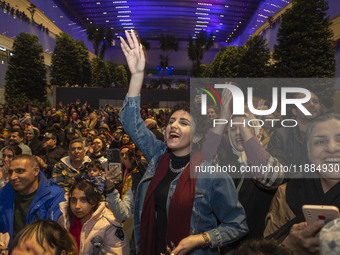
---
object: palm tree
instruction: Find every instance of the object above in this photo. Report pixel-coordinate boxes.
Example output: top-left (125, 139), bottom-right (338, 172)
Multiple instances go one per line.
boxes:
top-left (187, 31), bottom-right (214, 77)
top-left (159, 34), bottom-right (178, 85)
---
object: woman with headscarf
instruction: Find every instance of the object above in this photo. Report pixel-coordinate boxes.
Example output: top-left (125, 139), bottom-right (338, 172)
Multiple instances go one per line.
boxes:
top-left (0, 145), bottom-right (22, 188)
top-left (201, 91), bottom-right (285, 243)
top-left (25, 126), bottom-right (43, 155)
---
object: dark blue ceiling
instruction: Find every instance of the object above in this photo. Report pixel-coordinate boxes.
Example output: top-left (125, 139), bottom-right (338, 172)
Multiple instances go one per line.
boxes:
top-left (54, 0), bottom-right (265, 42)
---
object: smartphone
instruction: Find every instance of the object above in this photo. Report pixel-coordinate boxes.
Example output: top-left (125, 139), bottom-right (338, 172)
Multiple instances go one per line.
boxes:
top-left (106, 148), bottom-right (122, 179)
top-left (302, 205), bottom-right (340, 225)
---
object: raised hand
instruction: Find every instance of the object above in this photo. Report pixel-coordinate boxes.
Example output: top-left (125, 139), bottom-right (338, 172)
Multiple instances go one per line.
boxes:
top-left (257, 98), bottom-right (266, 110)
top-left (120, 30), bottom-right (145, 75)
top-left (238, 113), bottom-right (257, 143)
top-left (219, 88), bottom-right (233, 120)
top-left (210, 88), bottom-right (233, 135)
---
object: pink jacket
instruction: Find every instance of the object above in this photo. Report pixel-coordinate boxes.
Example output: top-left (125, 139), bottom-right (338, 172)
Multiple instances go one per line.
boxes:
top-left (58, 201), bottom-right (130, 255)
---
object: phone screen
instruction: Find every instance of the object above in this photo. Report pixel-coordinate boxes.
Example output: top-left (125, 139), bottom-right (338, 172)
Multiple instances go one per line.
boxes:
top-left (106, 149), bottom-right (122, 179)
top-left (107, 148), bottom-right (121, 163)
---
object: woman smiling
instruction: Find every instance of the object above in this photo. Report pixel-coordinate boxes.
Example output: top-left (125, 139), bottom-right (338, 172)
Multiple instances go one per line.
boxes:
top-left (117, 30), bottom-right (248, 255)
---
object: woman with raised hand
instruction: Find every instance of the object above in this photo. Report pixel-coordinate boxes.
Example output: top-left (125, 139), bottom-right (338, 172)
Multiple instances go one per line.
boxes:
top-left (116, 30), bottom-right (248, 255)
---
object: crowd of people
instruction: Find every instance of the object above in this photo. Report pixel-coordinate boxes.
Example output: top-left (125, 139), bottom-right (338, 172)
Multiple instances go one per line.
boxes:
top-left (1, 1), bottom-right (30, 23)
top-left (0, 30), bottom-right (339, 255)
top-left (1, 0), bottom-right (49, 34)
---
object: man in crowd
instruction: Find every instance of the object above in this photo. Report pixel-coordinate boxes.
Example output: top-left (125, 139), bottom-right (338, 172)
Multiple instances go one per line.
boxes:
top-left (110, 126), bottom-right (124, 149)
top-left (144, 118), bottom-right (164, 141)
top-left (52, 138), bottom-right (91, 192)
top-left (0, 155), bottom-right (65, 250)
top-left (35, 132), bottom-right (67, 179)
top-left (9, 129), bottom-right (32, 155)
top-left (98, 123), bottom-right (113, 145)
top-left (85, 128), bottom-right (97, 149)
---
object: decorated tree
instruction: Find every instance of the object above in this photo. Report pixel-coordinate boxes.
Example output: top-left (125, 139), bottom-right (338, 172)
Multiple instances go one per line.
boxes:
top-left (272, 0), bottom-right (335, 105)
top-left (75, 40), bottom-right (92, 86)
top-left (238, 35), bottom-right (270, 78)
top-left (205, 46), bottom-right (245, 78)
top-left (5, 33), bottom-right (47, 106)
top-left (51, 33), bottom-right (80, 86)
top-left (91, 58), bottom-right (109, 87)
top-left (114, 65), bottom-right (128, 88)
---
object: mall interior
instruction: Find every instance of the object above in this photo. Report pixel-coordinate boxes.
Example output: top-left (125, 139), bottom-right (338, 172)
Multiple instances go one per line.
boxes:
top-left (1, 0), bottom-right (340, 102)
top-left (2, 1), bottom-right (340, 255)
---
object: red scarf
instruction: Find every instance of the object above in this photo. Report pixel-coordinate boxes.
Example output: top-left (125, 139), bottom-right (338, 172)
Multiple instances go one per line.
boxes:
top-left (69, 217), bottom-right (82, 251)
top-left (139, 151), bottom-right (203, 255)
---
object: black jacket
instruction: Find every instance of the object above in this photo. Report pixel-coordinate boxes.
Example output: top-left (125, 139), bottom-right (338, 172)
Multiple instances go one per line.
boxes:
top-left (38, 146), bottom-right (67, 178)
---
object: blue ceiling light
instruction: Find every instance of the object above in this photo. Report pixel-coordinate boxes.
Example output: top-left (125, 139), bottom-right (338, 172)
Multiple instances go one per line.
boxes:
top-left (35, 0), bottom-right (280, 43)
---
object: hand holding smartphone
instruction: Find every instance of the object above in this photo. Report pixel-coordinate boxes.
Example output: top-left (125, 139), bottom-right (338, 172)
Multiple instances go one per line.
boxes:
top-left (302, 205), bottom-right (340, 225)
top-left (105, 149), bottom-right (122, 187)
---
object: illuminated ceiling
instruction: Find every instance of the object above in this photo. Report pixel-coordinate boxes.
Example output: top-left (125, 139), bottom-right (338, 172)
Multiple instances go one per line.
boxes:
top-left (52, 0), bottom-right (290, 43)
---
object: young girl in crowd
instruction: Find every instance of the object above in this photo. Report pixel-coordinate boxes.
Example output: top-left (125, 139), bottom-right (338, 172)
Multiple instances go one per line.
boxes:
top-left (117, 30), bottom-right (247, 255)
top-left (58, 179), bottom-right (129, 255)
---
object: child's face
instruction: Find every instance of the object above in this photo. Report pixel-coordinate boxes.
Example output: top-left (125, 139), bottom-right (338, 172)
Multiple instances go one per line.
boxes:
top-left (13, 233), bottom-right (56, 255)
top-left (88, 167), bottom-right (101, 178)
top-left (70, 188), bottom-right (94, 223)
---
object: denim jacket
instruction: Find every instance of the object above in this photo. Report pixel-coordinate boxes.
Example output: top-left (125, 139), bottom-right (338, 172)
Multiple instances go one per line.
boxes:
top-left (120, 96), bottom-right (248, 254)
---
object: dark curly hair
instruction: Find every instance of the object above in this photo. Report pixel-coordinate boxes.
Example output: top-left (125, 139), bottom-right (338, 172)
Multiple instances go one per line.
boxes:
top-left (168, 102), bottom-right (209, 136)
